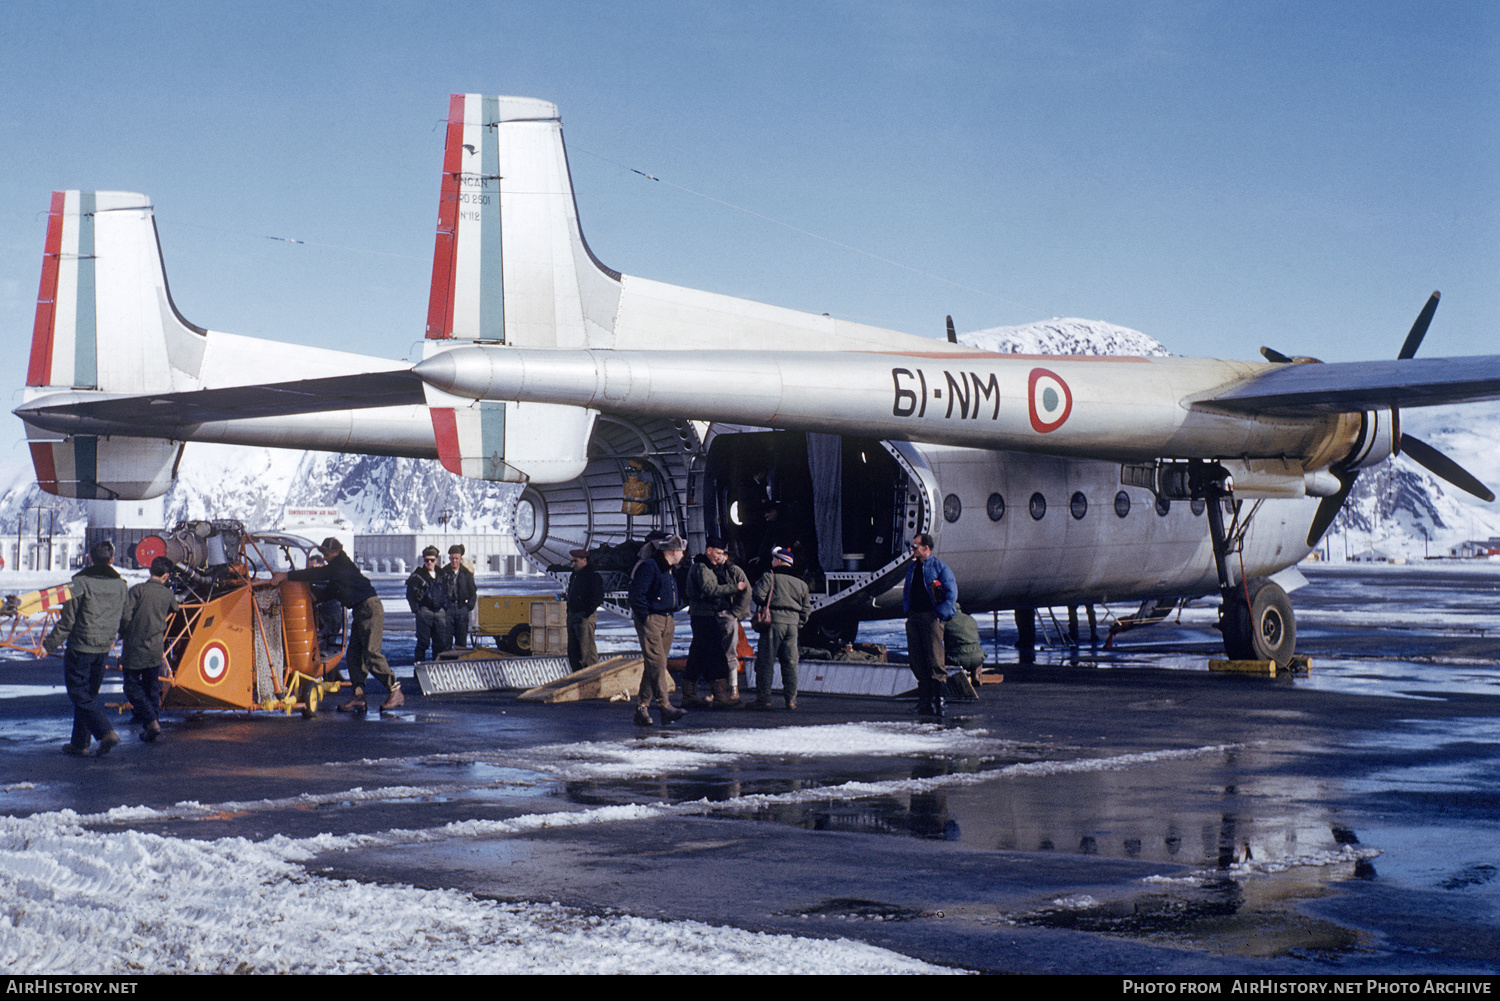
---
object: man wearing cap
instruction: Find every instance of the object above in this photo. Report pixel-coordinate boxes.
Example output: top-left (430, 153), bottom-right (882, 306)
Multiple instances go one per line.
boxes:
top-left (903, 532), bottom-right (958, 717)
top-left (566, 548), bottom-right (604, 673)
top-left (628, 534), bottom-right (687, 726)
top-left (44, 540), bottom-right (129, 756)
top-left (119, 556), bottom-right (181, 743)
top-left (440, 544), bottom-right (478, 648)
top-left (686, 536), bottom-right (751, 707)
top-left (281, 538), bottom-right (402, 712)
top-left (406, 545), bottom-right (451, 661)
top-left (750, 546), bottom-right (811, 710)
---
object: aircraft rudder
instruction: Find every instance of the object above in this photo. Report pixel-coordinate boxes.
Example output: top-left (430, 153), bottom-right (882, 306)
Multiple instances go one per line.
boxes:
top-left (424, 94), bottom-right (618, 350)
top-left (27, 191), bottom-right (68, 387)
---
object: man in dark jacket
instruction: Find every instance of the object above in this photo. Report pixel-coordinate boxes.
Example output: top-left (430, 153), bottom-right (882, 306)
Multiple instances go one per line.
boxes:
top-left (902, 532), bottom-right (958, 717)
top-left (281, 538), bottom-right (402, 712)
top-left (406, 545), bottom-right (451, 661)
top-left (566, 548), bottom-right (604, 672)
top-left (685, 537), bottom-right (751, 708)
top-left (628, 534), bottom-right (687, 726)
top-left (440, 544), bottom-right (478, 648)
top-left (120, 556), bottom-right (180, 743)
top-left (44, 540), bottom-right (128, 756)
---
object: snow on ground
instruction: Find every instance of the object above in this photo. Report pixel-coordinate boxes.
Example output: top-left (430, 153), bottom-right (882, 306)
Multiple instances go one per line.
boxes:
top-left (0, 810), bottom-right (955, 975)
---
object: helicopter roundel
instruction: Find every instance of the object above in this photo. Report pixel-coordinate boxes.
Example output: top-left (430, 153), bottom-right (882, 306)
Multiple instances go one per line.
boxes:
top-left (199, 640), bottom-right (230, 684)
top-left (1028, 368), bottom-right (1072, 433)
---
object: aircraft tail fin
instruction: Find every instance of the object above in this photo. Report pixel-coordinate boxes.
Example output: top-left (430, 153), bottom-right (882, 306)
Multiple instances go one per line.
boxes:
top-left (424, 93), bottom-right (621, 347)
top-left (24, 190), bottom-right (201, 498)
top-left (422, 94), bottom-right (610, 482)
top-left (28, 190), bottom-right (206, 393)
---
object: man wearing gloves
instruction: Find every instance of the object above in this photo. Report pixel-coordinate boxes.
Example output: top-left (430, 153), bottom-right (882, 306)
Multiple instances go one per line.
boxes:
top-left (902, 532), bottom-right (958, 717)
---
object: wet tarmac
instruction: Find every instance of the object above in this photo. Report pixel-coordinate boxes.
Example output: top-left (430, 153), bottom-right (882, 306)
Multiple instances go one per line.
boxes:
top-left (1, 564), bottom-right (1497, 974)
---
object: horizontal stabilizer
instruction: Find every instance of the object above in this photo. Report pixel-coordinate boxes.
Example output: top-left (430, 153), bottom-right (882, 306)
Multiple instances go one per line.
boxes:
top-left (18, 370), bottom-right (427, 437)
top-left (1199, 355), bottom-right (1500, 414)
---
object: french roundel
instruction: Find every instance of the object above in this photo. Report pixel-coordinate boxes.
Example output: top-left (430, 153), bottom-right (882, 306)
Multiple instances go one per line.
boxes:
top-left (199, 640), bottom-right (230, 684)
top-left (1028, 367), bottom-right (1072, 433)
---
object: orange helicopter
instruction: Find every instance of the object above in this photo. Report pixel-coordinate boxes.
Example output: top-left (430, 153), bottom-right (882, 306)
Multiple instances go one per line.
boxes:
top-left (134, 521), bottom-right (347, 716)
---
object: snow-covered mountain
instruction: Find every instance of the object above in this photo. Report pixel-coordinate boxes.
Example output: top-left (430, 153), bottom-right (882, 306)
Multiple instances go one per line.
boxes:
top-left (958, 317), bottom-right (1171, 356)
top-left (0, 444), bottom-right (518, 537)
top-left (0, 317), bottom-right (1493, 561)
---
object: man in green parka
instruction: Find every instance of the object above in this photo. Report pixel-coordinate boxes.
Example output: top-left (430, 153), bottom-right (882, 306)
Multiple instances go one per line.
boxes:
top-left (44, 540), bottom-right (129, 756)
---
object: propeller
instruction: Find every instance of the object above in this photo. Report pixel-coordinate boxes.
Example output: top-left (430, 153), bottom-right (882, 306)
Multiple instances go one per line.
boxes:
top-left (945, 315), bottom-right (957, 345)
top-left (1306, 291), bottom-right (1493, 546)
top-left (1399, 433), bottom-right (1495, 502)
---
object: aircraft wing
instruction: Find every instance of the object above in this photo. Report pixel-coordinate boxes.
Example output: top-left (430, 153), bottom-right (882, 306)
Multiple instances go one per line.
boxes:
top-left (1196, 355), bottom-right (1500, 414)
top-left (18, 370), bottom-right (428, 434)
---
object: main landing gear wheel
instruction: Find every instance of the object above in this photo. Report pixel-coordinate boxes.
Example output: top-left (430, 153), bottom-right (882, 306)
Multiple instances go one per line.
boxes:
top-left (1221, 577), bottom-right (1296, 668)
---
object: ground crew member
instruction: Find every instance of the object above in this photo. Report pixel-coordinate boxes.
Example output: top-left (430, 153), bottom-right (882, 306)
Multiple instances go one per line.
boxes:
top-left (44, 540), bottom-right (128, 756)
top-left (306, 551), bottom-right (346, 666)
top-left (406, 545), bottom-right (451, 661)
top-left (903, 532), bottom-right (957, 717)
top-left (1068, 604), bottom-right (1098, 647)
top-left (750, 547), bottom-right (810, 710)
top-left (566, 548), bottom-right (604, 673)
top-left (628, 534), bottom-right (687, 726)
top-left (441, 544), bottom-right (477, 648)
top-left (120, 556), bottom-right (180, 743)
top-left (686, 536), bottom-right (751, 708)
top-left (943, 604), bottom-right (986, 683)
top-left (281, 538), bottom-right (402, 712)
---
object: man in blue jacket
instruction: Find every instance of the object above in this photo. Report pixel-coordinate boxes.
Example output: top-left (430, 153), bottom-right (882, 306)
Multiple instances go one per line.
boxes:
top-left (902, 532), bottom-right (957, 717)
top-left (628, 534), bottom-right (687, 726)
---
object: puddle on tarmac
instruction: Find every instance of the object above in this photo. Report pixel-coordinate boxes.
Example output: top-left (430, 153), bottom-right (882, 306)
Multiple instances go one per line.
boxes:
top-left (1012, 869), bottom-right (1368, 959)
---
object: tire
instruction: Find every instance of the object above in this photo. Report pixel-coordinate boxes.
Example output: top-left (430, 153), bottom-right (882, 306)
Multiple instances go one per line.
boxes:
top-left (505, 623), bottom-right (532, 655)
top-left (1220, 578), bottom-right (1296, 668)
top-left (299, 678), bottom-right (319, 719)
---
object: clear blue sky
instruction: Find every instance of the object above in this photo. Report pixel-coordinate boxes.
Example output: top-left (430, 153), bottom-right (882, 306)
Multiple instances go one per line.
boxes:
top-left (2, 1), bottom-right (1497, 447)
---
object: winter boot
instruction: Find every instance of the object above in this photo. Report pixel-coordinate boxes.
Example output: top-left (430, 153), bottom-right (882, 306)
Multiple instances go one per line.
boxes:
top-left (633, 704), bottom-right (655, 727)
top-left (914, 677), bottom-right (933, 716)
top-left (658, 703), bottom-right (687, 725)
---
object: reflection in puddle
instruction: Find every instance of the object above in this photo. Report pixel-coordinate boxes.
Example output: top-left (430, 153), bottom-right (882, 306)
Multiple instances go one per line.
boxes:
top-left (1014, 870), bottom-right (1367, 959)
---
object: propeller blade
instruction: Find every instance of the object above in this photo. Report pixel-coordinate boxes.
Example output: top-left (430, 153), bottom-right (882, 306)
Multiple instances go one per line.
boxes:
top-left (1399, 433), bottom-right (1495, 501)
top-left (946, 315), bottom-right (957, 344)
top-left (1397, 291), bottom-right (1440, 360)
top-left (1261, 346), bottom-right (1294, 364)
top-left (1307, 470), bottom-right (1358, 548)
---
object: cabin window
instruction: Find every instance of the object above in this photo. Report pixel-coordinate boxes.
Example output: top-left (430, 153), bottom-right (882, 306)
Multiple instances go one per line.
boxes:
top-left (1029, 492), bottom-right (1046, 520)
top-left (1155, 495), bottom-right (1171, 517)
top-left (1114, 491), bottom-right (1131, 518)
top-left (943, 493), bottom-right (962, 523)
top-left (986, 493), bottom-right (1005, 521)
top-left (1069, 492), bottom-right (1088, 520)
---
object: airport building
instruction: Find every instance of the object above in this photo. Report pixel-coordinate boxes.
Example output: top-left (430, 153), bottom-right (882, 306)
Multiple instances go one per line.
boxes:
top-left (352, 532), bottom-right (531, 575)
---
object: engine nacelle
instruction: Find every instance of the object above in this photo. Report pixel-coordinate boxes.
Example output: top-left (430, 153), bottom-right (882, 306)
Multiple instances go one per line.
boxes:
top-left (1342, 408), bottom-right (1398, 472)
